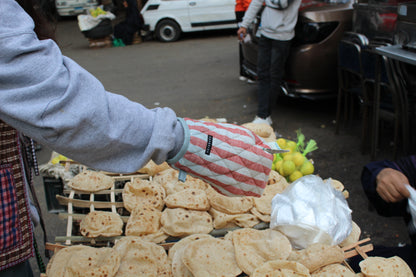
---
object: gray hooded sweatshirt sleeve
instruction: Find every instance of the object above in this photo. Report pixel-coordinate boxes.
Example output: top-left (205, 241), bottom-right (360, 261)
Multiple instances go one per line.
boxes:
top-left (240, 0), bottom-right (301, 41)
top-left (0, 0), bottom-right (184, 173)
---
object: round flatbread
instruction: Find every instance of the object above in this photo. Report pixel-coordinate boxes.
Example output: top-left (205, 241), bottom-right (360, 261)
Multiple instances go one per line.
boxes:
top-left (46, 245), bottom-right (121, 277)
top-left (170, 234), bottom-right (213, 277)
top-left (182, 237), bottom-right (242, 277)
top-left (153, 168), bottom-right (207, 196)
top-left (113, 236), bottom-right (172, 276)
top-left (311, 263), bottom-right (355, 276)
top-left (125, 206), bottom-right (162, 236)
top-left (68, 170), bottom-right (114, 192)
top-left (241, 122), bottom-right (276, 142)
top-left (205, 185), bottom-right (253, 214)
top-left (168, 233), bottom-right (213, 261)
top-left (161, 208), bottom-right (213, 237)
top-left (138, 160), bottom-right (171, 176)
top-left (122, 178), bottom-right (165, 212)
top-left (359, 256), bottom-right (413, 277)
top-left (254, 181), bottom-right (287, 215)
top-left (80, 211), bottom-right (123, 238)
top-left (288, 243), bottom-right (345, 273)
top-left (250, 206), bottom-right (271, 222)
top-left (232, 228), bottom-right (292, 275)
top-left (252, 260), bottom-right (311, 277)
top-left (209, 207), bottom-right (260, 229)
top-left (164, 188), bottom-right (210, 211)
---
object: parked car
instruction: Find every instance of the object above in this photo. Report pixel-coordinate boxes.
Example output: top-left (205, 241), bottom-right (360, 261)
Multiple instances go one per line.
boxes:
top-left (55, 0), bottom-right (98, 16)
top-left (240, 0), bottom-right (354, 100)
top-left (140, 0), bottom-right (237, 42)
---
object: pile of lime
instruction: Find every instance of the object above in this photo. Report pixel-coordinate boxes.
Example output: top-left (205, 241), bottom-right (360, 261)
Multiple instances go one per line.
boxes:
top-left (89, 7), bottom-right (107, 17)
top-left (272, 130), bottom-right (318, 183)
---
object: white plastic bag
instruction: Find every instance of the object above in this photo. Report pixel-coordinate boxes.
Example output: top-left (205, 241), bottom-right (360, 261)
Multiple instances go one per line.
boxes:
top-left (270, 175), bottom-right (352, 249)
top-left (406, 185), bottom-right (416, 230)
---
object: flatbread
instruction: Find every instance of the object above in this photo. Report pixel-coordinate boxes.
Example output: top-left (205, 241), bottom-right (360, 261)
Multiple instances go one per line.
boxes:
top-left (46, 245), bottom-right (121, 277)
top-left (170, 234), bottom-right (213, 277)
top-left (311, 263), bottom-right (355, 276)
top-left (122, 178), bottom-right (165, 212)
top-left (161, 208), bottom-right (213, 237)
top-left (209, 207), bottom-right (260, 229)
top-left (113, 236), bottom-right (172, 276)
top-left (254, 181), bottom-right (287, 215)
top-left (125, 206), bottom-right (162, 236)
top-left (205, 185), bottom-right (253, 214)
top-left (250, 206), bottom-right (271, 222)
top-left (339, 221), bottom-right (361, 248)
top-left (241, 122), bottom-right (276, 142)
top-left (232, 228), bottom-right (292, 275)
top-left (288, 243), bottom-right (345, 273)
top-left (138, 160), bottom-right (171, 176)
top-left (168, 233), bottom-right (213, 261)
top-left (164, 188), bottom-right (210, 211)
top-left (68, 170), bottom-right (114, 192)
top-left (80, 211), bottom-right (123, 238)
top-left (359, 256), bottom-right (413, 277)
top-left (153, 168), bottom-right (208, 196)
top-left (268, 170), bottom-right (289, 187)
top-left (252, 260), bottom-right (311, 277)
top-left (182, 237), bottom-right (242, 277)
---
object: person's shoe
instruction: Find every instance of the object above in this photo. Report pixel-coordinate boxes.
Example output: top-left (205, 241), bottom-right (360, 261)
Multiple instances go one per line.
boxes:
top-left (239, 75), bottom-right (248, 81)
top-left (247, 79), bottom-right (256, 84)
top-left (252, 116), bottom-right (272, 125)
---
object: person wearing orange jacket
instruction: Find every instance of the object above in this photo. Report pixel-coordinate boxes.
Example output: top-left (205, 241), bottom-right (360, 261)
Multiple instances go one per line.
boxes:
top-left (236, 0), bottom-right (253, 82)
top-left (235, 0), bottom-right (252, 23)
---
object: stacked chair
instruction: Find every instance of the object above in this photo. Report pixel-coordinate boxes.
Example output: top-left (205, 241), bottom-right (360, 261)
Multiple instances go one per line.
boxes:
top-left (335, 32), bottom-right (410, 160)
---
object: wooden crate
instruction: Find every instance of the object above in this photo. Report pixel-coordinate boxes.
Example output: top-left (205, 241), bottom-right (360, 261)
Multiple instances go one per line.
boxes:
top-left (88, 36), bottom-right (113, 49)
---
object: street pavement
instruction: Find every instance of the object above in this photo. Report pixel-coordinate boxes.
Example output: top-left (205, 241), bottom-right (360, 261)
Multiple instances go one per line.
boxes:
top-left (30, 17), bottom-right (410, 275)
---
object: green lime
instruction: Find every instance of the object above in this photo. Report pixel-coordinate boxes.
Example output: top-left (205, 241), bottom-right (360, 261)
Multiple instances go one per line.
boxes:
top-left (282, 160), bottom-right (296, 176)
top-left (292, 152), bottom-right (306, 167)
top-left (300, 161), bottom-right (314, 175)
top-left (289, 170), bottom-right (303, 182)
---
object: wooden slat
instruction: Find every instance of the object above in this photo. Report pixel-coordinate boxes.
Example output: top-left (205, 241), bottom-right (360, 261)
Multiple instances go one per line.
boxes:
top-left (65, 191), bottom-right (75, 245)
top-left (58, 212), bottom-right (129, 223)
top-left (63, 188), bottom-right (124, 194)
top-left (56, 195), bottom-right (124, 209)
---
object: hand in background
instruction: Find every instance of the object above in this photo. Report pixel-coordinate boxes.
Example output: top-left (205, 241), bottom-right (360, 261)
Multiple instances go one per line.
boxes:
top-left (237, 27), bottom-right (247, 41)
top-left (376, 168), bottom-right (411, 203)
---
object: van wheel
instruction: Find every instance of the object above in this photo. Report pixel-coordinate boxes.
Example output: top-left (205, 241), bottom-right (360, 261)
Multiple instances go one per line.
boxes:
top-left (155, 19), bottom-right (181, 42)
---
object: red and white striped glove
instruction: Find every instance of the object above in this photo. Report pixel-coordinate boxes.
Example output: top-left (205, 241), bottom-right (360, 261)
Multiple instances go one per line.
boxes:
top-left (167, 118), bottom-right (273, 197)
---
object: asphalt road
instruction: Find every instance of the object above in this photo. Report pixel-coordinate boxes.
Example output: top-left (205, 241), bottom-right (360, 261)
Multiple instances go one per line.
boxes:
top-left (30, 17), bottom-right (410, 274)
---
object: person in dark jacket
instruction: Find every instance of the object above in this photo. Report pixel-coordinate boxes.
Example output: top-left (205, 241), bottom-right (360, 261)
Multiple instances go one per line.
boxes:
top-left (113, 0), bottom-right (143, 45)
top-left (349, 155), bottom-right (416, 273)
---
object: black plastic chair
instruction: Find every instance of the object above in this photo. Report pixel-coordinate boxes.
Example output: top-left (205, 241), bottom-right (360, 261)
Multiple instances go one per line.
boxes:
top-left (361, 44), bottom-right (410, 159)
top-left (335, 39), bottom-right (365, 135)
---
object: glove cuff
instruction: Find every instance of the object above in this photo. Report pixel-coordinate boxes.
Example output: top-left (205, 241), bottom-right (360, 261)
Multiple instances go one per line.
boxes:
top-left (166, 118), bottom-right (190, 165)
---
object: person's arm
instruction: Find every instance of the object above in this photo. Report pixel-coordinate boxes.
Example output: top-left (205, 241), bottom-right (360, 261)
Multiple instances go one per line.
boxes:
top-left (361, 157), bottom-right (416, 217)
top-left (237, 0), bottom-right (263, 40)
top-left (0, 0), bottom-right (183, 173)
top-left (1, 0), bottom-right (274, 197)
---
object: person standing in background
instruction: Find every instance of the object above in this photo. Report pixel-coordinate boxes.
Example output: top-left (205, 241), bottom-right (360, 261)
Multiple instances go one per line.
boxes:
top-left (235, 0), bottom-right (253, 82)
top-left (237, 0), bottom-right (301, 126)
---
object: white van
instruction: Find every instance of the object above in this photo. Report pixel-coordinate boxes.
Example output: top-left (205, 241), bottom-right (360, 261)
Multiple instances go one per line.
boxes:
top-left (140, 0), bottom-right (237, 42)
top-left (55, 0), bottom-right (98, 16)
